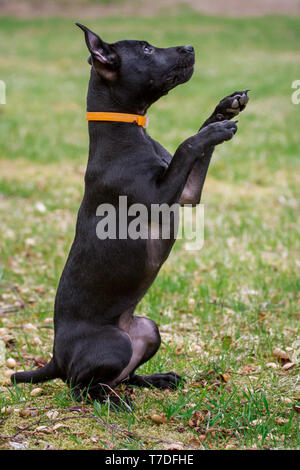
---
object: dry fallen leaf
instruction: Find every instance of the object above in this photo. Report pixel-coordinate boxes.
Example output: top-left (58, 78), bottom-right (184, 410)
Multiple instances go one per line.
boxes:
top-left (273, 348), bottom-right (290, 362)
top-left (188, 410), bottom-right (206, 430)
top-left (281, 397), bottom-right (293, 404)
top-left (1, 406), bottom-right (13, 415)
top-left (30, 388), bottom-right (43, 397)
top-left (46, 410), bottom-right (59, 420)
top-left (19, 409), bottom-right (32, 418)
top-left (35, 425), bottom-right (52, 433)
top-left (282, 362), bottom-right (295, 371)
top-left (251, 419), bottom-right (263, 426)
top-left (34, 357), bottom-right (47, 367)
top-left (221, 373), bottom-right (230, 383)
top-left (164, 443), bottom-right (184, 450)
top-left (53, 423), bottom-right (70, 431)
top-left (150, 414), bottom-right (168, 424)
top-left (23, 323), bottom-right (38, 332)
top-left (266, 362), bottom-right (278, 369)
top-left (189, 437), bottom-right (201, 448)
top-left (32, 336), bottom-right (42, 346)
top-left (239, 365), bottom-right (257, 375)
top-left (6, 357), bottom-right (16, 369)
top-left (176, 425), bottom-right (186, 433)
top-left (275, 417), bottom-right (288, 425)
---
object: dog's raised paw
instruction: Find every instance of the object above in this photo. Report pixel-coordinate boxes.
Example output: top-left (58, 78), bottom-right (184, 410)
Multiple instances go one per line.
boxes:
top-left (215, 90), bottom-right (250, 120)
top-left (202, 119), bottom-right (238, 147)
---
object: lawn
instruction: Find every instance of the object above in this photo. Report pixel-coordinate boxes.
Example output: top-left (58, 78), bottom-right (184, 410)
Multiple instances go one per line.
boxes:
top-left (0, 12), bottom-right (299, 450)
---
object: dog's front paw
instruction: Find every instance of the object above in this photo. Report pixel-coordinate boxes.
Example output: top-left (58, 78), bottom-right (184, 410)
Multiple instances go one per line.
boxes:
top-left (214, 90), bottom-right (250, 121)
top-left (200, 119), bottom-right (238, 148)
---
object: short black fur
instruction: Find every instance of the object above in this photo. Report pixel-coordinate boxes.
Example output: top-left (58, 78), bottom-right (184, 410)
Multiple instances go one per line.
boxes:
top-left (12, 24), bottom-right (249, 405)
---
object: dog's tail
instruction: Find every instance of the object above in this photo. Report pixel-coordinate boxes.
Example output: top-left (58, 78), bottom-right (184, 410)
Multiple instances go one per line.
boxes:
top-left (10, 358), bottom-right (59, 384)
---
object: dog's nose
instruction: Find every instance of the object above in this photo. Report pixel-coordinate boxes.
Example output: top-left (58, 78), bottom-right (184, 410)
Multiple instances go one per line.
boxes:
top-left (178, 45), bottom-right (194, 54)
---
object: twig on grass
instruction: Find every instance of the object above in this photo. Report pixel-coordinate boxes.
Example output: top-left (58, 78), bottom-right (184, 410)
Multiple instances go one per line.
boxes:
top-left (0, 305), bottom-right (24, 316)
top-left (98, 382), bottom-right (134, 414)
top-left (0, 410), bottom-right (205, 450)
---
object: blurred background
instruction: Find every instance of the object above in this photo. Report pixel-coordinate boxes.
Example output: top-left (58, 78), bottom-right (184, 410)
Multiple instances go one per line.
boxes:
top-left (0, 0), bottom-right (300, 17)
top-left (0, 0), bottom-right (299, 450)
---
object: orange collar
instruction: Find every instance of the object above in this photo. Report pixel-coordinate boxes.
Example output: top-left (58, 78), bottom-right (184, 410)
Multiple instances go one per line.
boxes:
top-left (86, 112), bottom-right (149, 128)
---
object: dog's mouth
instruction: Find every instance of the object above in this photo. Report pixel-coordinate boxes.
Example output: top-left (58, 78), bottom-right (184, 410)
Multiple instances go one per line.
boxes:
top-left (163, 57), bottom-right (195, 91)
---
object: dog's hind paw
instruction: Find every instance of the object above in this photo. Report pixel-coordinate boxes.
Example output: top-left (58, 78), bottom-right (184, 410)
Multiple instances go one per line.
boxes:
top-left (128, 372), bottom-right (185, 390)
top-left (214, 89), bottom-right (250, 121)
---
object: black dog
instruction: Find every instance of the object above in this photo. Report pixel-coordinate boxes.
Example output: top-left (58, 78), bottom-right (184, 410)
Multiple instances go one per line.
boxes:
top-left (12, 24), bottom-right (249, 403)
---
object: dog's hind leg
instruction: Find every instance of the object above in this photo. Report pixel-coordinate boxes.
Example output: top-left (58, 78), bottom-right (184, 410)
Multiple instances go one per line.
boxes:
top-left (116, 316), bottom-right (184, 390)
top-left (61, 326), bottom-right (133, 403)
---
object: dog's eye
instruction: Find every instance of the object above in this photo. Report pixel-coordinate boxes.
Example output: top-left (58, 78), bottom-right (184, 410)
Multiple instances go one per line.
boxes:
top-left (143, 44), bottom-right (153, 55)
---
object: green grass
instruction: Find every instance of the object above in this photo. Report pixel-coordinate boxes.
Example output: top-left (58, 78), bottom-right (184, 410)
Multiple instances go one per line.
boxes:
top-left (0, 13), bottom-right (299, 450)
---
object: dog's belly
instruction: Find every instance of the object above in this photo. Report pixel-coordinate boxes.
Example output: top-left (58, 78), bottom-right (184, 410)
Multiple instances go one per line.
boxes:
top-left (109, 315), bottom-right (160, 386)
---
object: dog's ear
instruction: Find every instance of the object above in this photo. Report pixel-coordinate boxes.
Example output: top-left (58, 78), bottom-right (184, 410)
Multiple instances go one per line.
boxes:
top-left (76, 23), bottom-right (120, 81)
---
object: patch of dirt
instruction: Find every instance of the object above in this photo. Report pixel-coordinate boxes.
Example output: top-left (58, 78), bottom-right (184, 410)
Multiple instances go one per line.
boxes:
top-left (0, 0), bottom-right (299, 18)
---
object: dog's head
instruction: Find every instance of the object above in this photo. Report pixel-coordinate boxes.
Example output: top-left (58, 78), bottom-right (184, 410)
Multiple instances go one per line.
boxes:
top-left (76, 23), bottom-right (195, 113)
